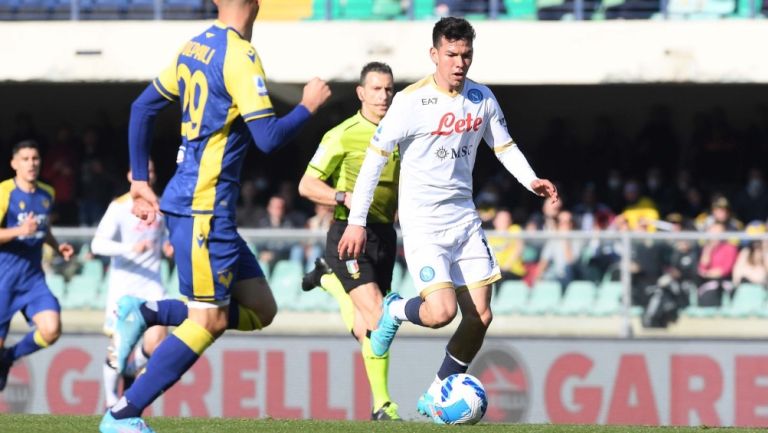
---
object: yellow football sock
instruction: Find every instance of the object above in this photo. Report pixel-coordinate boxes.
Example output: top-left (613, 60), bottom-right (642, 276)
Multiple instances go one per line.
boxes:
top-left (362, 336), bottom-right (392, 411)
top-left (320, 273), bottom-right (355, 334)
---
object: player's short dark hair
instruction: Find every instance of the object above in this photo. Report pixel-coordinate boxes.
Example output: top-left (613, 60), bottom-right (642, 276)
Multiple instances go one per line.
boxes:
top-left (359, 62), bottom-right (393, 86)
top-left (433, 17), bottom-right (476, 48)
top-left (12, 140), bottom-right (39, 156)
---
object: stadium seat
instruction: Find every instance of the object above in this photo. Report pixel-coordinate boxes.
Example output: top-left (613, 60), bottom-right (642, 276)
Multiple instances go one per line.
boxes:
top-left (63, 275), bottom-right (101, 309)
top-left (390, 261), bottom-right (404, 294)
top-left (294, 286), bottom-right (339, 312)
top-left (166, 265), bottom-right (181, 298)
top-left (492, 280), bottom-right (530, 314)
top-left (731, 0), bottom-right (763, 16)
top-left (80, 0), bottom-right (127, 18)
top-left (720, 283), bottom-right (766, 317)
top-left (45, 273), bottom-right (66, 299)
top-left (81, 258), bottom-right (105, 280)
top-left (396, 270), bottom-right (418, 299)
top-left (554, 280), bottom-right (596, 316)
top-left (666, 0), bottom-right (735, 17)
top-left (411, 0), bottom-right (435, 19)
top-left (520, 280), bottom-right (561, 315)
top-left (504, 0), bottom-right (537, 19)
top-left (163, 0), bottom-right (205, 19)
top-left (160, 259), bottom-right (171, 286)
top-left (372, 0), bottom-right (403, 18)
top-left (269, 259), bottom-right (303, 310)
top-left (590, 281), bottom-right (623, 316)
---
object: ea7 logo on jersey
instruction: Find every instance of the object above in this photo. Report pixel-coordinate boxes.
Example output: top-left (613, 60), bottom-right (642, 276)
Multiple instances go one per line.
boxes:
top-left (431, 113), bottom-right (483, 136)
top-left (422, 97), bottom-right (438, 105)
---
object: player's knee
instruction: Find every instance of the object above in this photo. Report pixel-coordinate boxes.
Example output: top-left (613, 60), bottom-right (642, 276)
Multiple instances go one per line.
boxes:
top-left (39, 325), bottom-right (61, 345)
top-left (464, 308), bottom-right (493, 330)
top-left (429, 305), bottom-right (458, 328)
top-left (258, 303), bottom-right (277, 328)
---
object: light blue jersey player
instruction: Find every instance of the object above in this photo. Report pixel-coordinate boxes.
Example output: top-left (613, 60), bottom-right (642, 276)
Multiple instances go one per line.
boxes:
top-left (0, 140), bottom-right (74, 392)
top-left (100, 0), bottom-right (330, 431)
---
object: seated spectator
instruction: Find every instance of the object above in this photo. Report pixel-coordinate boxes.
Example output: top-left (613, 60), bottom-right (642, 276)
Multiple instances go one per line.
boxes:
top-left (620, 179), bottom-right (659, 232)
top-left (697, 222), bottom-right (739, 306)
top-left (731, 222), bottom-right (768, 286)
top-left (236, 178), bottom-right (265, 228)
top-left (734, 168), bottom-right (768, 224)
top-left (629, 216), bottom-right (669, 308)
top-left (532, 210), bottom-right (583, 291)
top-left (697, 194), bottom-right (743, 232)
top-left (255, 195), bottom-right (302, 270)
top-left (488, 208), bottom-right (526, 283)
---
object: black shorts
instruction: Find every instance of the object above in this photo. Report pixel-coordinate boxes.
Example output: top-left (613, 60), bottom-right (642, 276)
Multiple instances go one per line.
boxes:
top-left (325, 220), bottom-right (397, 295)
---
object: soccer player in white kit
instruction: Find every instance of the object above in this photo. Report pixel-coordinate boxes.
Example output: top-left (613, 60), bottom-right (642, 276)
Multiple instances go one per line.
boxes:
top-left (338, 17), bottom-right (558, 421)
top-left (91, 161), bottom-right (172, 408)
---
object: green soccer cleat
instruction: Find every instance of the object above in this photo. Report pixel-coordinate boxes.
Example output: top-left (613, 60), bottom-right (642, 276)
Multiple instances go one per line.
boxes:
top-left (99, 410), bottom-right (156, 433)
top-left (369, 292), bottom-right (403, 357)
top-left (113, 296), bottom-right (147, 374)
top-left (371, 401), bottom-right (402, 421)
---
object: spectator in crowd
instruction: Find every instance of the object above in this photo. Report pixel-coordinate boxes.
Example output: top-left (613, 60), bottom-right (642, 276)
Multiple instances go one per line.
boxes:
top-left (435, 0), bottom-right (506, 16)
top-left (661, 213), bottom-right (700, 301)
top-left (629, 216), bottom-right (669, 308)
top-left (734, 168), bottom-right (768, 224)
top-left (41, 126), bottom-right (78, 225)
top-left (731, 222), bottom-right (768, 286)
top-left (78, 127), bottom-right (117, 226)
top-left (532, 210), bottom-right (583, 291)
top-left (697, 194), bottom-right (743, 232)
top-left (303, 203), bottom-right (334, 271)
top-left (255, 195), bottom-right (302, 269)
top-left (602, 168), bottom-right (625, 213)
top-left (572, 181), bottom-right (614, 232)
top-left (621, 179), bottom-right (659, 231)
top-left (236, 178), bottom-right (265, 228)
top-left (697, 222), bottom-right (739, 306)
top-left (488, 208), bottom-right (526, 284)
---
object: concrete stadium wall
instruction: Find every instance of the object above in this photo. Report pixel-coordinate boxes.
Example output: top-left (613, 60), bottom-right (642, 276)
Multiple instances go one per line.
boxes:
top-left (0, 20), bottom-right (766, 84)
top-left (3, 333), bottom-right (768, 426)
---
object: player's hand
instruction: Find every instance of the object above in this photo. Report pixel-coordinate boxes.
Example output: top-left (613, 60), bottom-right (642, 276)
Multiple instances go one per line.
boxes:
top-left (337, 224), bottom-right (366, 260)
top-left (531, 179), bottom-right (559, 203)
top-left (300, 77), bottom-right (332, 114)
top-left (133, 239), bottom-right (153, 253)
top-left (18, 213), bottom-right (38, 237)
top-left (58, 243), bottom-right (74, 261)
top-left (162, 241), bottom-right (174, 258)
top-left (130, 181), bottom-right (161, 224)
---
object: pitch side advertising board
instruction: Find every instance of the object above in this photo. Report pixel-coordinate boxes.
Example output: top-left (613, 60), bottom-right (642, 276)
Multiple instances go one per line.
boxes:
top-left (3, 335), bottom-right (768, 427)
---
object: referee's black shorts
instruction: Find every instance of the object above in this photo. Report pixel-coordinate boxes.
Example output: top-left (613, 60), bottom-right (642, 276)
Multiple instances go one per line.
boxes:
top-left (324, 220), bottom-right (397, 295)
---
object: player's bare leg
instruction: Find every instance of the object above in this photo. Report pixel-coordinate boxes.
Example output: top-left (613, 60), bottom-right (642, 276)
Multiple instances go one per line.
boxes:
top-left (416, 288), bottom-right (458, 328)
top-left (447, 285), bottom-right (493, 363)
top-left (348, 283), bottom-right (383, 330)
top-left (0, 310), bottom-right (60, 392)
top-left (31, 310), bottom-right (62, 346)
top-left (229, 277), bottom-right (277, 331)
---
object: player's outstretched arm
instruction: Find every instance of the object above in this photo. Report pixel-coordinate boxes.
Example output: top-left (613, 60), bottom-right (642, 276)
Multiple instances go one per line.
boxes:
top-left (246, 78), bottom-right (331, 154)
top-left (129, 84), bottom-right (172, 186)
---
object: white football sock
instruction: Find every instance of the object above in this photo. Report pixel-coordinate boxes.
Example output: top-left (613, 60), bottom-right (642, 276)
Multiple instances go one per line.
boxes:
top-left (103, 360), bottom-right (120, 408)
top-left (389, 299), bottom-right (408, 321)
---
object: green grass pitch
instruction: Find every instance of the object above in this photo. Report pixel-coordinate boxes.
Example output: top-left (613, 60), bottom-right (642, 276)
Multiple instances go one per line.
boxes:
top-left (0, 415), bottom-right (763, 433)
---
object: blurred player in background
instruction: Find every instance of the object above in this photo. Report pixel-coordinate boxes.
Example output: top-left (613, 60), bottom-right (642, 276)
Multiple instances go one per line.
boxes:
top-left (0, 140), bottom-right (74, 391)
top-left (91, 161), bottom-right (173, 408)
top-left (298, 61), bottom-right (401, 421)
top-left (98, 0), bottom-right (331, 430)
top-left (338, 17), bottom-right (558, 422)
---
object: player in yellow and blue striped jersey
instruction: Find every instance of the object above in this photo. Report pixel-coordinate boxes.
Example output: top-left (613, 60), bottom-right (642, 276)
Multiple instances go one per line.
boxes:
top-left (0, 140), bottom-right (74, 393)
top-left (99, 0), bottom-right (331, 431)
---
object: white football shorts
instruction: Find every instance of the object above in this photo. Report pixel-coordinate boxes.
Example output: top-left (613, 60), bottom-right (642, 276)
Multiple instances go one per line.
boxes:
top-left (103, 280), bottom-right (167, 336)
top-left (402, 218), bottom-right (501, 298)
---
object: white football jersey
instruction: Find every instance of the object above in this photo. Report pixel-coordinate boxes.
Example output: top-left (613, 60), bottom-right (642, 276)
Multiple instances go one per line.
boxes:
top-left (349, 76), bottom-right (532, 236)
top-left (92, 193), bottom-right (166, 293)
